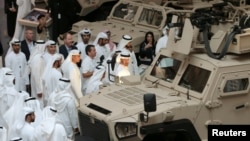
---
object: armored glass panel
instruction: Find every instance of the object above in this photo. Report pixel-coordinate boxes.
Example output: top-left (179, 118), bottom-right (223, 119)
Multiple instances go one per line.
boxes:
top-left (223, 78), bottom-right (249, 93)
top-left (150, 55), bottom-right (181, 82)
top-left (138, 8), bottom-right (163, 26)
top-left (112, 3), bottom-right (138, 21)
top-left (179, 65), bottom-right (211, 93)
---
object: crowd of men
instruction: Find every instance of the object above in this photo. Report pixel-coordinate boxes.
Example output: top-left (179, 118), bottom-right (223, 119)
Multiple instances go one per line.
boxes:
top-left (0, 26), bottom-right (169, 140)
top-left (1, 0), bottom-right (171, 140)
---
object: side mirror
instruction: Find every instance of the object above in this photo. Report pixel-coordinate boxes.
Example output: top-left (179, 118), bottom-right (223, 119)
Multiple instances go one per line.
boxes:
top-left (144, 93), bottom-right (156, 112)
top-left (140, 93), bottom-right (157, 123)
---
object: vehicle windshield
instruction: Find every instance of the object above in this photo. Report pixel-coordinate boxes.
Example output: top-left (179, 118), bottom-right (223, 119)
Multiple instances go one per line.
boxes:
top-left (112, 3), bottom-right (139, 21)
top-left (178, 64), bottom-right (211, 93)
top-left (138, 8), bottom-right (163, 27)
top-left (150, 55), bottom-right (181, 82)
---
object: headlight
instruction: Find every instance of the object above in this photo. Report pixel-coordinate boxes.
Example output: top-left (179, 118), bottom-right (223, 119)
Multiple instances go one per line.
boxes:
top-left (115, 122), bottom-right (137, 139)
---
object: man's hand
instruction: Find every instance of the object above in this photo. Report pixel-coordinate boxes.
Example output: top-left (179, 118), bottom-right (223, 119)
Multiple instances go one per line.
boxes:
top-left (37, 93), bottom-right (43, 98)
top-left (9, 8), bottom-right (16, 12)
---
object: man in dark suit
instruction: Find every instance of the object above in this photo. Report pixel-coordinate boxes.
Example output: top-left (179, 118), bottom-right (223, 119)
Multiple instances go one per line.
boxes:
top-left (59, 32), bottom-right (78, 59)
top-left (20, 29), bottom-right (35, 61)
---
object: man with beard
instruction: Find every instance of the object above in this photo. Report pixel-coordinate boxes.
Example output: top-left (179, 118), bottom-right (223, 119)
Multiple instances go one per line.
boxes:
top-left (5, 39), bottom-right (29, 91)
top-left (42, 54), bottom-right (63, 106)
top-left (76, 28), bottom-right (92, 61)
top-left (61, 50), bottom-right (82, 106)
top-left (10, 107), bottom-right (35, 141)
top-left (93, 32), bottom-right (109, 64)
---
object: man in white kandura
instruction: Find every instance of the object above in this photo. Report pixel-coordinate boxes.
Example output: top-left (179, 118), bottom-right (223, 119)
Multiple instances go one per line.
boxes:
top-left (42, 54), bottom-right (63, 106)
top-left (81, 44), bottom-right (97, 95)
top-left (28, 40), bottom-right (46, 108)
top-left (10, 107), bottom-right (35, 141)
top-left (155, 25), bottom-right (169, 55)
top-left (93, 32), bottom-right (109, 64)
top-left (61, 50), bottom-right (82, 106)
top-left (48, 78), bottom-right (79, 139)
top-left (76, 28), bottom-right (92, 61)
top-left (5, 39), bottom-right (29, 91)
top-left (0, 70), bottom-right (19, 116)
top-left (43, 40), bottom-right (60, 65)
top-left (34, 106), bottom-right (68, 141)
top-left (114, 51), bottom-right (131, 78)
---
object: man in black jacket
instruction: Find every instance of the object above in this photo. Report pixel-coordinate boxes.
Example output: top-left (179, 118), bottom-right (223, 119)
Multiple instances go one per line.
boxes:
top-left (59, 32), bottom-right (77, 59)
top-left (20, 29), bottom-right (35, 61)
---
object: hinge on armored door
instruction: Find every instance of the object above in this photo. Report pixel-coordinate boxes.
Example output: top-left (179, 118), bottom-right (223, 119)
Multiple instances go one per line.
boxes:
top-left (205, 100), bottom-right (222, 109)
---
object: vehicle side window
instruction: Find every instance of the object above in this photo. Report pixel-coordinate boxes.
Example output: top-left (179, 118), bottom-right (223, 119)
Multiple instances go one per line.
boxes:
top-left (138, 8), bottom-right (163, 26)
top-left (179, 65), bottom-right (211, 93)
top-left (112, 3), bottom-right (138, 21)
top-left (150, 55), bottom-right (181, 82)
top-left (223, 78), bottom-right (249, 93)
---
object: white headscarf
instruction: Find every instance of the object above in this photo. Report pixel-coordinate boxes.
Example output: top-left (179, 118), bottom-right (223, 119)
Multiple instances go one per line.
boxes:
top-left (23, 97), bottom-right (43, 127)
top-left (12, 107), bottom-right (34, 135)
top-left (93, 32), bottom-right (108, 45)
top-left (6, 38), bottom-right (21, 56)
top-left (3, 91), bottom-right (29, 131)
top-left (48, 77), bottom-right (71, 107)
top-left (52, 78), bottom-right (73, 112)
top-left (86, 65), bottom-right (106, 95)
top-left (28, 40), bottom-right (46, 63)
top-left (116, 35), bottom-right (132, 50)
top-left (2, 70), bottom-right (15, 87)
top-left (77, 28), bottom-right (92, 43)
top-left (0, 67), bottom-right (12, 88)
top-left (44, 40), bottom-right (59, 53)
top-left (36, 106), bottom-right (57, 137)
top-left (41, 54), bottom-right (63, 82)
top-left (61, 49), bottom-right (80, 73)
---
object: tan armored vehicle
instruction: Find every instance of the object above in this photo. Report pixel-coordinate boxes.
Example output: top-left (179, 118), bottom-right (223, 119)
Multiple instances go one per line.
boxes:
top-left (78, 0), bottom-right (250, 140)
top-left (61, 0), bottom-right (169, 52)
top-left (77, 0), bottom-right (118, 16)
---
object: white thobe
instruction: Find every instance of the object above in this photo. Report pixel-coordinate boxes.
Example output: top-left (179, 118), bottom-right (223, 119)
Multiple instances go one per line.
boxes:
top-left (20, 122), bottom-right (35, 141)
top-left (76, 42), bottom-right (88, 61)
top-left (155, 35), bottom-right (168, 55)
top-left (0, 127), bottom-right (7, 141)
top-left (24, 99), bottom-right (43, 128)
top-left (0, 86), bottom-right (18, 116)
top-left (115, 65), bottom-right (130, 77)
top-left (53, 92), bottom-right (78, 139)
top-left (85, 67), bottom-right (105, 95)
top-left (43, 68), bottom-right (62, 106)
top-left (62, 62), bottom-right (82, 103)
top-left (13, 0), bottom-right (35, 40)
top-left (5, 52), bottom-right (29, 91)
top-left (81, 56), bottom-right (96, 94)
top-left (95, 44), bottom-right (110, 63)
top-left (29, 54), bottom-right (45, 107)
top-left (34, 118), bottom-right (67, 141)
top-left (42, 53), bottom-right (56, 66)
top-left (129, 51), bottom-right (139, 75)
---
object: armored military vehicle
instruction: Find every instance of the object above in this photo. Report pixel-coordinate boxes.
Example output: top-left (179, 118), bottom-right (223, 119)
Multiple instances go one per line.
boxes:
top-left (78, 0), bottom-right (250, 140)
top-left (61, 0), bottom-right (170, 52)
